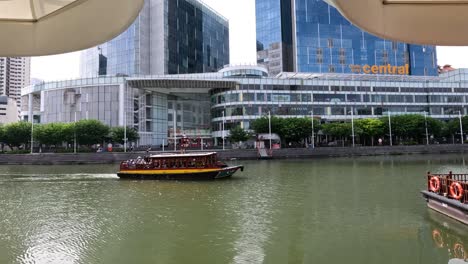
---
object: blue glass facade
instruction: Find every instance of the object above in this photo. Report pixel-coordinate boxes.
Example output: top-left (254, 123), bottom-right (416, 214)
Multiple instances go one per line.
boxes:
top-left (256, 0), bottom-right (438, 76)
top-left (80, 0), bottom-right (229, 77)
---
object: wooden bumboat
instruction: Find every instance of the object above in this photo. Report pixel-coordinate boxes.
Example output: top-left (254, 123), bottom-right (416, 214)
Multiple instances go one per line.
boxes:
top-left (421, 172), bottom-right (468, 225)
top-left (117, 152), bottom-right (244, 180)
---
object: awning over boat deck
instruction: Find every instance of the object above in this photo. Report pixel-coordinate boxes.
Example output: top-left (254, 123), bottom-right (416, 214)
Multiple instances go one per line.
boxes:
top-left (325, 0), bottom-right (468, 45)
top-left (0, 0), bottom-right (144, 56)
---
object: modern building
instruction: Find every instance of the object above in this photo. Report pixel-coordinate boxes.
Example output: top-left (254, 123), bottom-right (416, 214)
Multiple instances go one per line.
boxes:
top-left (255, 0), bottom-right (438, 76)
top-left (21, 65), bottom-right (468, 147)
top-left (0, 57), bottom-right (31, 108)
top-left (80, 0), bottom-right (230, 78)
top-left (0, 96), bottom-right (19, 124)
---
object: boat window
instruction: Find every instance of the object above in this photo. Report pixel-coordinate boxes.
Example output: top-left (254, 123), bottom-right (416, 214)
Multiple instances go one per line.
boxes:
top-left (153, 159), bottom-right (160, 169)
top-left (161, 160), bottom-right (167, 168)
top-left (188, 159), bottom-right (196, 168)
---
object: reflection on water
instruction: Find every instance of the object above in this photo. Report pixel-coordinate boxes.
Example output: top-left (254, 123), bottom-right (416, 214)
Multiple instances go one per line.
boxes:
top-left (427, 210), bottom-right (468, 263)
top-left (1, 155), bottom-right (468, 263)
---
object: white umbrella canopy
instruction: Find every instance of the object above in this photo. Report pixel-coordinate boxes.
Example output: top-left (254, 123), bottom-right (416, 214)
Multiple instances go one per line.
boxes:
top-left (0, 0), bottom-right (144, 56)
top-left (325, 0), bottom-right (468, 46)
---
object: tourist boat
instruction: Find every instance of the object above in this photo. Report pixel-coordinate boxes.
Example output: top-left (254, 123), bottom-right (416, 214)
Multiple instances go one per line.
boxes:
top-left (117, 152), bottom-right (244, 180)
top-left (421, 172), bottom-right (468, 225)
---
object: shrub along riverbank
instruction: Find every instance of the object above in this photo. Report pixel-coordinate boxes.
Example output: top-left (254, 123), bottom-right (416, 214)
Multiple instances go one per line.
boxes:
top-left (250, 114), bottom-right (468, 147)
top-left (0, 120), bottom-right (139, 153)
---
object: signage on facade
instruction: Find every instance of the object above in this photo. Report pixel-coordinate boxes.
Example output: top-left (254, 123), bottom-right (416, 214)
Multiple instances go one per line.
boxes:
top-left (349, 64), bottom-right (409, 75)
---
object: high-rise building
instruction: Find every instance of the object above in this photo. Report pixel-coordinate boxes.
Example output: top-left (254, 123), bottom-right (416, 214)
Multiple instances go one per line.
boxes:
top-left (0, 57), bottom-right (31, 108)
top-left (256, 0), bottom-right (438, 76)
top-left (80, 0), bottom-right (230, 77)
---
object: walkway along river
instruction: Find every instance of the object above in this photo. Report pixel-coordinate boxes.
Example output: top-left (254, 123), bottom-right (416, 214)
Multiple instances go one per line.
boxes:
top-left (1, 144), bottom-right (468, 165)
top-left (0, 154), bottom-right (468, 263)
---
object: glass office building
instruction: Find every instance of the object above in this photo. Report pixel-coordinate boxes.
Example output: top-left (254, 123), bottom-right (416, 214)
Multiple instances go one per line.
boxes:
top-left (22, 66), bottom-right (468, 146)
top-left (256, 0), bottom-right (437, 76)
top-left (80, 0), bottom-right (229, 77)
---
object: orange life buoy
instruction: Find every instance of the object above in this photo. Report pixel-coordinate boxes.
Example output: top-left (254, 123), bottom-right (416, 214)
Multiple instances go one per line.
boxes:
top-left (429, 176), bottom-right (441, 192)
top-left (454, 243), bottom-right (466, 259)
top-left (450, 182), bottom-right (464, 200)
top-left (432, 229), bottom-right (444, 248)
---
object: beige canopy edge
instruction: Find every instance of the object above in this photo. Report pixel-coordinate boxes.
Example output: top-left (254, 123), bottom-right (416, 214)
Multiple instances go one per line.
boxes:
top-left (0, 0), bottom-right (144, 57)
top-left (325, 0), bottom-right (468, 46)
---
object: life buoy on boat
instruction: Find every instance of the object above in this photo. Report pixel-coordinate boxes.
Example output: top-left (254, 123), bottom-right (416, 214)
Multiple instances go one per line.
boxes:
top-left (449, 182), bottom-right (464, 200)
top-left (429, 176), bottom-right (441, 192)
top-left (432, 229), bottom-right (444, 248)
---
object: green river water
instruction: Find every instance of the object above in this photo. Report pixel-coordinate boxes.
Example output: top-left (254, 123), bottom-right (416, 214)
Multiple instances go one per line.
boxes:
top-left (0, 154), bottom-right (468, 264)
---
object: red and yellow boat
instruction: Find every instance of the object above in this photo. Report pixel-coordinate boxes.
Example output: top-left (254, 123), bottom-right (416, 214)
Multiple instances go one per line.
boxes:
top-left (117, 152), bottom-right (244, 180)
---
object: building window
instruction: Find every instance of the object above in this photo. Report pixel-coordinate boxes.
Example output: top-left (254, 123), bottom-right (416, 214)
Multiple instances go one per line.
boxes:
top-left (327, 39), bottom-right (334, 48)
top-left (316, 48), bottom-right (323, 56)
top-left (392, 41), bottom-right (398, 50)
top-left (328, 65), bottom-right (336, 73)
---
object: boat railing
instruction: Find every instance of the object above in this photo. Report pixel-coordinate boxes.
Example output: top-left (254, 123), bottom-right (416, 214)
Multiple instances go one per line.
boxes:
top-left (427, 172), bottom-right (468, 204)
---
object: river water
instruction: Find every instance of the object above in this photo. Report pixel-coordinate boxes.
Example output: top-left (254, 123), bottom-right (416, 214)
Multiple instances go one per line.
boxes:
top-left (0, 154), bottom-right (468, 264)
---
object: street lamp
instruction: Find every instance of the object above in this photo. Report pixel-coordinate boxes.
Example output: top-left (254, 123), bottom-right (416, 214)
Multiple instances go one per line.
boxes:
top-left (424, 111), bottom-right (429, 145)
top-left (388, 111), bottom-right (393, 146)
top-left (222, 110), bottom-right (225, 151)
top-left (351, 107), bottom-right (355, 147)
top-left (30, 116), bottom-right (34, 154)
top-left (459, 110), bottom-right (464, 145)
top-left (268, 111), bottom-right (272, 149)
top-left (310, 110), bottom-right (315, 149)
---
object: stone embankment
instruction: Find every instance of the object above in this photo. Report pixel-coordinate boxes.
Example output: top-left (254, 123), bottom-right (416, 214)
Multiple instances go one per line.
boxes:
top-left (1, 144), bottom-right (468, 165)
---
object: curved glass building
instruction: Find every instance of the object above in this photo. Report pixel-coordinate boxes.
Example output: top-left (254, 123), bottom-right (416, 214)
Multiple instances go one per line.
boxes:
top-left (80, 0), bottom-right (230, 77)
top-left (256, 0), bottom-right (437, 76)
top-left (22, 65), bottom-right (468, 146)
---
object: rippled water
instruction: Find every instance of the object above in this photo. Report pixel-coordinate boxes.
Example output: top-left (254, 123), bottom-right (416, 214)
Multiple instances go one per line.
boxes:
top-left (1, 155), bottom-right (468, 264)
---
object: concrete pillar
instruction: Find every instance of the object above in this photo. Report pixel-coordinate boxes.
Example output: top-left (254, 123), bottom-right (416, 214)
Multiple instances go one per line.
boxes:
top-left (118, 83), bottom-right (125, 126)
top-left (28, 93), bottom-right (33, 122)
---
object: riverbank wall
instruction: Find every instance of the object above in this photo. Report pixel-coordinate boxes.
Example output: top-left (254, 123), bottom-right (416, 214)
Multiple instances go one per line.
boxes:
top-left (1, 144), bottom-right (468, 165)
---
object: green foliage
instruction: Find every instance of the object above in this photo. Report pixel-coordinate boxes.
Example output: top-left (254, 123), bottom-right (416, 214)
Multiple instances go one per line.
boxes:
top-left (380, 114), bottom-right (444, 142)
top-left (0, 125), bottom-right (5, 143)
top-left (110, 126), bottom-right (140, 145)
top-left (280, 117), bottom-right (314, 144)
top-left (355, 118), bottom-right (384, 138)
top-left (3, 122), bottom-right (31, 148)
top-left (322, 123), bottom-right (352, 138)
top-left (75, 119), bottom-right (110, 146)
top-left (251, 116), bottom-right (319, 144)
top-left (250, 116), bottom-right (283, 134)
top-left (34, 123), bottom-right (71, 146)
top-left (229, 126), bottom-right (250, 143)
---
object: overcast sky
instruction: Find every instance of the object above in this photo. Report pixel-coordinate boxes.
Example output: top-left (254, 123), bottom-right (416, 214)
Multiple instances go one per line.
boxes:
top-left (31, 0), bottom-right (468, 81)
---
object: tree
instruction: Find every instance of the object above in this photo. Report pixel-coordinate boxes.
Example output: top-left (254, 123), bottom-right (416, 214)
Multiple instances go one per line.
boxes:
top-left (229, 126), bottom-right (250, 143)
top-left (110, 126), bottom-right (139, 145)
top-left (3, 122), bottom-right (31, 148)
top-left (280, 117), bottom-right (312, 145)
top-left (355, 118), bottom-right (384, 146)
top-left (34, 123), bottom-right (69, 147)
top-left (0, 125), bottom-right (5, 152)
top-left (322, 123), bottom-right (352, 146)
top-left (250, 115), bottom-right (284, 134)
top-left (75, 119), bottom-right (110, 146)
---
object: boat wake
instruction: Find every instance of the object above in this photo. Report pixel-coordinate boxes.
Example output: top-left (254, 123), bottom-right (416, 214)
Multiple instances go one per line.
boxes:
top-left (0, 173), bottom-right (119, 182)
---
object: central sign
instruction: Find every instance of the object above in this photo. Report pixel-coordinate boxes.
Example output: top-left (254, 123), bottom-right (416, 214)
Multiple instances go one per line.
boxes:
top-left (349, 64), bottom-right (409, 75)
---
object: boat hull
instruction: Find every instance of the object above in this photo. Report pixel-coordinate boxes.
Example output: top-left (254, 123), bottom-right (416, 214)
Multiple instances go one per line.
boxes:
top-left (421, 190), bottom-right (468, 225)
top-left (117, 165), bottom-right (243, 180)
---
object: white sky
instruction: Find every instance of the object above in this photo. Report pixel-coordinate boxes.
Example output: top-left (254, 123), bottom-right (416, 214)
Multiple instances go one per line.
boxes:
top-left (30, 0), bottom-right (468, 81)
